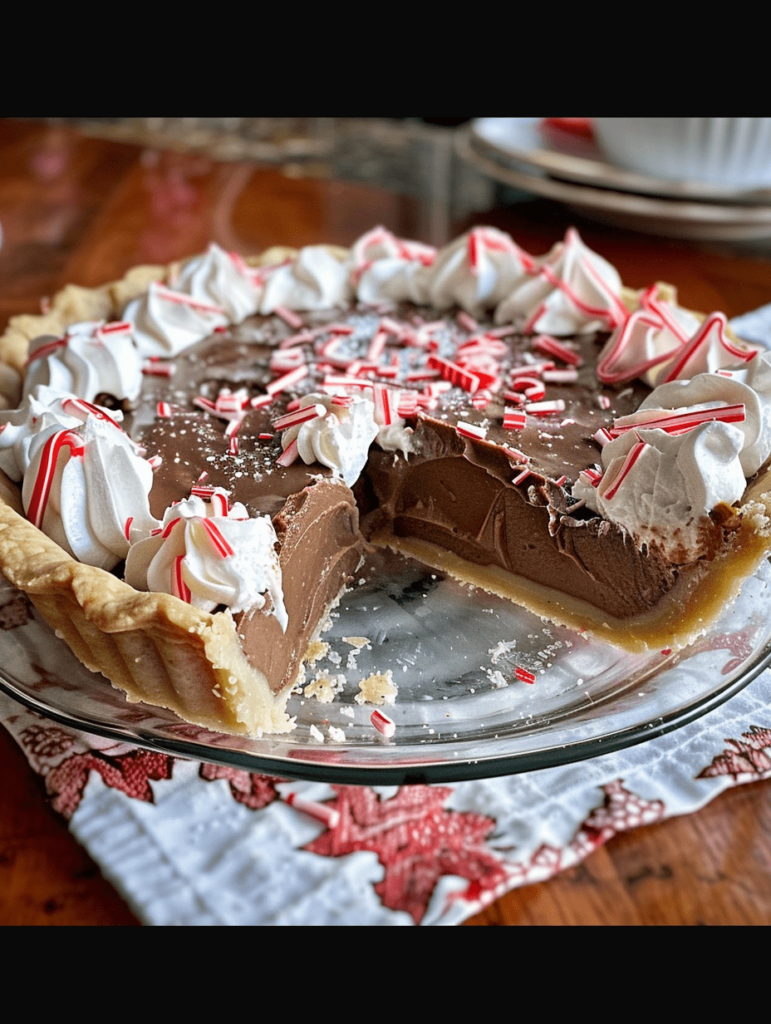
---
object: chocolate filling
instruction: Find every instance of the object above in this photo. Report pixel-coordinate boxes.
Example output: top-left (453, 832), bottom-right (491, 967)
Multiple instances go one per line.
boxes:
top-left (123, 302), bottom-right (707, 691)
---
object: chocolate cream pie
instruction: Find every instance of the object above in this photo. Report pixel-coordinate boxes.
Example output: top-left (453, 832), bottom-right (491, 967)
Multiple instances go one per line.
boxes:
top-left (1, 225), bottom-right (771, 737)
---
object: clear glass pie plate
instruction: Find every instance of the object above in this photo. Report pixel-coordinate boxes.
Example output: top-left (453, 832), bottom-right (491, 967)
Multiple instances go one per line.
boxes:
top-left (2, 550), bottom-right (771, 785)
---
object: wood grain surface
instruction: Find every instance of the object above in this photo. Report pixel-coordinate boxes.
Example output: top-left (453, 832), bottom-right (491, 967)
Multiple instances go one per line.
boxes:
top-left (1, 118), bottom-right (771, 925)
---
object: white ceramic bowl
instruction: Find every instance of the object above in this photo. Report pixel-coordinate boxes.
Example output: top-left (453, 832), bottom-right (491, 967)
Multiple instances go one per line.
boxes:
top-left (594, 118), bottom-right (771, 189)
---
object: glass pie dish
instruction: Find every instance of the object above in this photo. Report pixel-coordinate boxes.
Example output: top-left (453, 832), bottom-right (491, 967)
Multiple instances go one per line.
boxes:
top-left (1, 548), bottom-right (770, 785)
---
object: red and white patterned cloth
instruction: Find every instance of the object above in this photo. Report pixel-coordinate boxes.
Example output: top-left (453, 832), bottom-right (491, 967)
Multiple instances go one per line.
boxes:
top-left (1, 674), bottom-right (769, 925)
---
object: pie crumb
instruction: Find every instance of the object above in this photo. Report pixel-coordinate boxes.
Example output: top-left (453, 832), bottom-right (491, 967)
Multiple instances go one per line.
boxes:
top-left (355, 670), bottom-right (397, 706)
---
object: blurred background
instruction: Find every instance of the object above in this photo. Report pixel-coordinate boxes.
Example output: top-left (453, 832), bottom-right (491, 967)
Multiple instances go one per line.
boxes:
top-left (17, 116), bottom-right (771, 258)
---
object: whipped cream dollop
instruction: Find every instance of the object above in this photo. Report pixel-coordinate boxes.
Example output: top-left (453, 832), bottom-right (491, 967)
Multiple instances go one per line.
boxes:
top-left (574, 420), bottom-right (747, 562)
top-left (171, 243), bottom-right (262, 323)
top-left (351, 226), bottom-right (436, 306)
top-left (597, 287), bottom-right (758, 387)
top-left (0, 385), bottom-right (123, 482)
top-left (281, 393), bottom-right (380, 486)
top-left (124, 280), bottom-right (229, 358)
top-left (22, 321), bottom-right (144, 406)
top-left (124, 489), bottom-right (287, 627)
top-left (633, 351), bottom-right (771, 476)
top-left (495, 227), bottom-right (628, 335)
top-left (260, 245), bottom-right (352, 314)
top-left (576, 347), bottom-right (771, 561)
top-left (20, 415), bottom-right (157, 571)
top-left (425, 226), bottom-right (534, 316)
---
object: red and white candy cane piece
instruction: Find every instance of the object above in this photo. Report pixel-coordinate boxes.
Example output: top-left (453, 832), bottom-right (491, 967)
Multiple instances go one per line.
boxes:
top-left (60, 397), bottom-right (124, 433)
top-left (503, 408), bottom-right (527, 430)
top-left (27, 430), bottom-right (85, 530)
top-left (397, 393), bottom-right (419, 417)
top-left (210, 490), bottom-right (230, 517)
top-left (172, 555), bottom-right (191, 603)
top-left (610, 403), bottom-right (746, 438)
top-left (272, 403), bottom-right (327, 432)
top-left (373, 384), bottom-right (396, 426)
top-left (96, 320), bottom-right (133, 339)
top-left (661, 312), bottom-right (756, 383)
top-left (269, 347), bottom-right (306, 372)
top-left (508, 361), bottom-right (555, 378)
top-left (512, 467), bottom-right (530, 485)
top-left (154, 283), bottom-right (226, 316)
top-left (458, 336), bottom-right (509, 358)
top-left (427, 355), bottom-right (480, 393)
top-left (198, 517), bottom-right (234, 558)
top-left (190, 485), bottom-right (216, 500)
top-left (251, 394), bottom-right (274, 410)
top-left (215, 391), bottom-right (249, 416)
top-left (277, 437), bottom-right (299, 467)
top-left (594, 427), bottom-right (613, 447)
top-left (370, 709), bottom-right (396, 738)
top-left (532, 334), bottom-right (582, 366)
top-left (579, 466), bottom-right (603, 488)
top-left (25, 337), bottom-right (67, 366)
top-left (471, 390), bottom-right (493, 409)
top-left (515, 665), bottom-right (536, 685)
top-left (524, 399), bottom-right (566, 417)
top-left (225, 419), bottom-right (241, 456)
top-left (193, 396), bottom-right (217, 414)
top-left (456, 310), bottom-right (479, 331)
top-left (367, 329), bottom-right (389, 362)
top-left (266, 365), bottom-right (308, 396)
top-left (273, 304), bottom-right (305, 329)
top-left (283, 792), bottom-right (340, 829)
top-left (542, 367), bottom-right (579, 384)
top-left (142, 360), bottom-right (175, 377)
top-left (123, 516), bottom-right (133, 541)
top-left (602, 440), bottom-right (649, 501)
top-left (405, 369), bottom-right (440, 383)
top-left (456, 421), bottom-right (487, 441)
top-left (156, 401), bottom-right (174, 418)
top-left (508, 376), bottom-right (546, 402)
top-left (147, 455), bottom-right (163, 470)
top-left (278, 329), bottom-right (315, 350)
top-left (161, 515), bottom-right (183, 539)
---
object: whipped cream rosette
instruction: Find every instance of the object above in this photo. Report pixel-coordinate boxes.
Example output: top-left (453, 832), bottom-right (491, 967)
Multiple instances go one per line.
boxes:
top-left (575, 349), bottom-right (771, 561)
top-left (495, 227), bottom-right (628, 335)
top-left (351, 226), bottom-right (436, 306)
top-left (22, 320), bottom-right (144, 406)
top-left (125, 488), bottom-right (287, 628)
top-left (574, 420), bottom-right (748, 562)
top-left (124, 280), bottom-right (229, 357)
top-left (276, 392), bottom-right (380, 487)
top-left (259, 245), bottom-right (352, 314)
top-left (597, 286), bottom-right (759, 388)
top-left (635, 352), bottom-right (771, 476)
top-left (0, 385), bottom-right (116, 482)
top-left (425, 226), bottom-right (534, 316)
top-left (20, 414), bottom-right (157, 571)
top-left (171, 242), bottom-right (262, 323)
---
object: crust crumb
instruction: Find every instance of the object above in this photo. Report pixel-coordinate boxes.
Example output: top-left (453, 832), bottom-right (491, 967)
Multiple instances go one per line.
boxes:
top-left (355, 670), bottom-right (397, 706)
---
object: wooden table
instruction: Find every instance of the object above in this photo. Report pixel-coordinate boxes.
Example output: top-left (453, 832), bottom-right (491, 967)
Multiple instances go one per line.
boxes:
top-left (1, 118), bottom-right (771, 925)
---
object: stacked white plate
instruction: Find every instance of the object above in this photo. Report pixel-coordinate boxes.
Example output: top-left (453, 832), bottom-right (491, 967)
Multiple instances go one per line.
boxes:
top-left (458, 118), bottom-right (771, 242)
